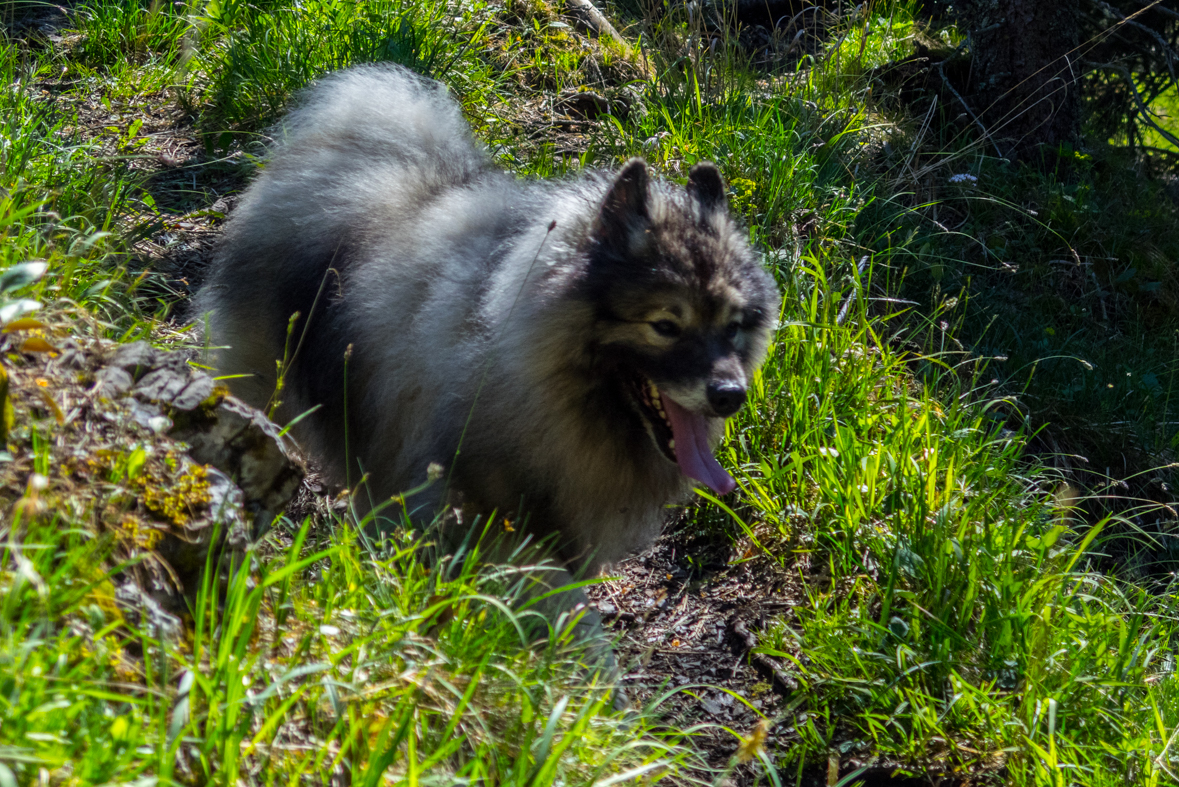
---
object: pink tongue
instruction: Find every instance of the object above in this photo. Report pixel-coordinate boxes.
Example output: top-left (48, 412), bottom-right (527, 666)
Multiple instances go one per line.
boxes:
top-left (661, 395), bottom-right (737, 495)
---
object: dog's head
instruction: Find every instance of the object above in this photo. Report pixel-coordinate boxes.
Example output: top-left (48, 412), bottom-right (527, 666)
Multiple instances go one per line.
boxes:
top-left (584, 159), bottom-right (781, 494)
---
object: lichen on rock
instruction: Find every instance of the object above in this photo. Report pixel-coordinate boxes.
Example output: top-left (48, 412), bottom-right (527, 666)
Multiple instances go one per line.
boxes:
top-left (0, 311), bottom-right (303, 605)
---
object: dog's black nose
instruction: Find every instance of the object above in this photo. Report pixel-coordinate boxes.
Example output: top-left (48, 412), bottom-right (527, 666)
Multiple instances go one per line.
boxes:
top-left (707, 381), bottom-right (746, 417)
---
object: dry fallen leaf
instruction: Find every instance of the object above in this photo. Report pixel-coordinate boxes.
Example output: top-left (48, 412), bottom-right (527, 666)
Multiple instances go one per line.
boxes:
top-left (2, 317), bottom-right (48, 333)
top-left (20, 337), bottom-right (58, 354)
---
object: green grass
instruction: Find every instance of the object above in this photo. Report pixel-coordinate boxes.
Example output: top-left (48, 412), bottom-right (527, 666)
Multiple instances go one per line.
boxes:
top-left (2, 0), bottom-right (1179, 784)
top-left (3, 509), bottom-right (684, 784)
top-left (0, 43), bottom-right (145, 329)
top-left (731, 259), bottom-right (1179, 777)
top-left (194, 0), bottom-right (497, 133)
top-left (73, 0), bottom-right (189, 69)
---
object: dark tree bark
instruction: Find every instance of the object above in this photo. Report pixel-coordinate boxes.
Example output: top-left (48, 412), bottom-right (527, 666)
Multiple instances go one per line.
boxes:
top-left (958, 0), bottom-right (1082, 161)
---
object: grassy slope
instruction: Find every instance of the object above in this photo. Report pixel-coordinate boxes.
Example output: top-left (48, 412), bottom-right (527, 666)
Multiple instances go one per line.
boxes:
top-left (2, 0), bottom-right (1178, 784)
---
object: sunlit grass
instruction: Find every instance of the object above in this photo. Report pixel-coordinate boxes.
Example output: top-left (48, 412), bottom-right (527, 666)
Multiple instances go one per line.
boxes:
top-left (1, 0), bottom-right (1178, 783)
top-left (1, 510), bottom-right (685, 784)
top-left (1142, 84), bottom-right (1179, 152)
top-left (725, 257), bottom-right (1179, 777)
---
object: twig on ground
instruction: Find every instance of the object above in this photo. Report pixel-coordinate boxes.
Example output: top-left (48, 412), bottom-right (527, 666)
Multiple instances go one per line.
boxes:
top-left (565, 0), bottom-right (625, 46)
top-left (730, 618), bottom-right (799, 693)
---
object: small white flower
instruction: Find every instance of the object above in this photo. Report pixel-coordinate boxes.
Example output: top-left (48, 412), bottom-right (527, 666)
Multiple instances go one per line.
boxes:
top-left (949, 173), bottom-right (978, 184)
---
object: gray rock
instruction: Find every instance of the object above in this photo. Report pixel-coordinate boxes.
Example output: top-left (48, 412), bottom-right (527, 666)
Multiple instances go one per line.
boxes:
top-left (700, 696), bottom-right (724, 716)
top-left (204, 465), bottom-right (247, 532)
top-left (115, 582), bottom-right (182, 642)
top-left (95, 341), bottom-right (304, 596)
top-left (134, 367), bottom-right (190, 404)
top-left (153, 464), bottom-right (250, 589)
top-left (109, 341), bottom-right (161, 380)
top-left (93, 366), bottom-right (133, 398)
top-left (170, 396), bottom-right (303, 536)
top-left (171, 373), bottom-right (215, 411)
top-left (127, 399), bottom-right (169, 431)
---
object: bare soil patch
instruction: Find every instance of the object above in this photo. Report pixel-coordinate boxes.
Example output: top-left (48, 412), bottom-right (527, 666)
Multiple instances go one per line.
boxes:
top-left (588, 522), bottom-right (1001, 785)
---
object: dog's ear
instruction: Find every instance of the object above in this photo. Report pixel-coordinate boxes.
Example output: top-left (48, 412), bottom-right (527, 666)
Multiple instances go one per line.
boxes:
top-left (594, 159), bottom-right (649, 253)
top-left (687, 162), bottom-right (727, 216)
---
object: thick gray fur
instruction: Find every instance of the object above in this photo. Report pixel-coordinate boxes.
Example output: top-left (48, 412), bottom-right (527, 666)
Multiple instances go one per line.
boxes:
top-left (196, 64), bottom-right (780, 587)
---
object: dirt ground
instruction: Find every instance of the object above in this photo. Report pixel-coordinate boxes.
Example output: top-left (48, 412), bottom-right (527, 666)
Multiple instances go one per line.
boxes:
top-left (586, 520), bottom-right (992, 786)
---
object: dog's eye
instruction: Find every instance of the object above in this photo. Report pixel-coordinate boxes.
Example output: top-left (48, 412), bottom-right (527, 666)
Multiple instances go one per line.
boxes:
top-left (651, 320), bottom-right (681, 338)
top-left (724, 321), bottom-right (741, 340)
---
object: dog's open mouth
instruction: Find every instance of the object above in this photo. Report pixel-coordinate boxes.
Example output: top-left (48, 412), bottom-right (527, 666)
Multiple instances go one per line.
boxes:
top-left (637, 379), bottom-right (676, 461)
top-left (632, 377), bottom-right (737, 495)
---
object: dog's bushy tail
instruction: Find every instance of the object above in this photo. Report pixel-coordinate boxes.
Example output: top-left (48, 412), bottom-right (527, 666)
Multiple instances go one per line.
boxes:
top-left (276, 63), bottom-right (488, 186)
top-left (194, 64), bottom-right (489, 413)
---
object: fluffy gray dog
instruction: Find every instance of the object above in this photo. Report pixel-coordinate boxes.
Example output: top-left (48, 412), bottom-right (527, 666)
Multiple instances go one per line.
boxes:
top-left (197, 64), bottom-right (779, 620)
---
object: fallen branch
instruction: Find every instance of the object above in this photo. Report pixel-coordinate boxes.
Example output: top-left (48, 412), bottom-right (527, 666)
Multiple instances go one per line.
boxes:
top-left (565, 0), bottom-right (625, 47)
top-left (730, 618), bottom-right (799, 693)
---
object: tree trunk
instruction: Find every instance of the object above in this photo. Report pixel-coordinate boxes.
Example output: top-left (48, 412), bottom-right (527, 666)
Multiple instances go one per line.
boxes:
top-left (959, 0), bottom-right (1081, 161)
